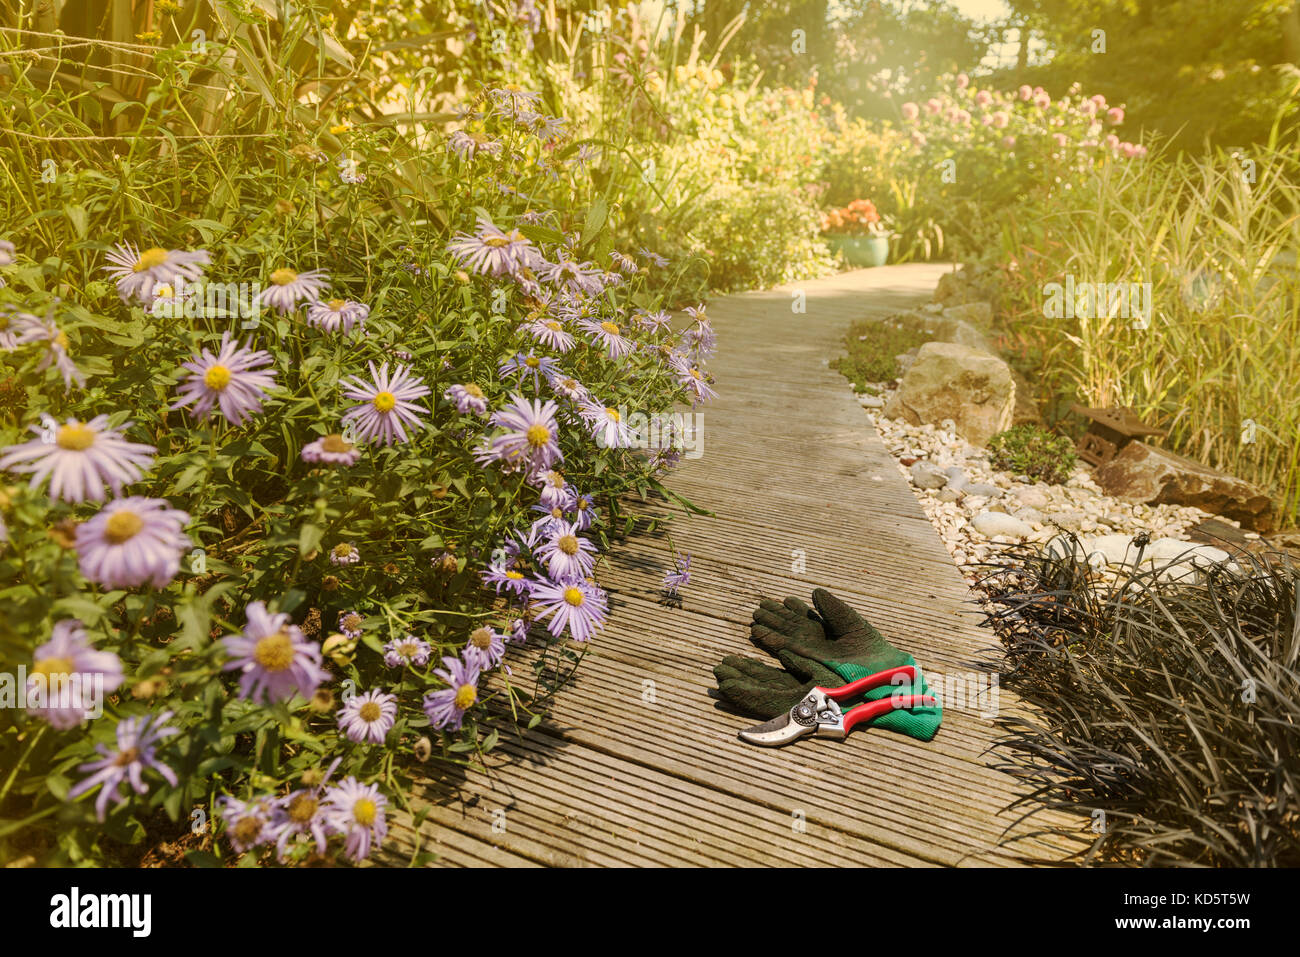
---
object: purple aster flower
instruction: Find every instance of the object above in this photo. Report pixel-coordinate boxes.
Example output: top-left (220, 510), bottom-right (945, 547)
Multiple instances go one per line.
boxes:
top-left (301, 432), bottom-right (362, 466)
top-left (306, 298), bottom-right (369, 335)
top-left (509, 617), bottom-right (529, 645)
top-left (635, 309), bottom-right (673, 333)
top-left (528, 576), bottom-right (608, 643)
top-left (258, 267), bottom-right (329, 313)
top-left (464, 625), bottom-right (506, 670)
top-left (474, 394), bottom-right (563, 476)
top-left (577, 317), bottom-right (634, 359)
top-left (578, 400), bottom-right (634, 448)
top-left (337, 610), bottom-right (364, 640)
top-left (572, 492), bottom-right (599, 531)
top-left (481, 559), bottom-right (530, 597)
top-left (15, 314), bottom-right (85, 388)
top-left (323, 777), bottom-right (388, 862)
top-left (681, 321), bottom-right (717, 361)
top-left (0, 306), bottom-right (34, 350)
top-left (0, 239), bottom-right (15, 267)
top-left (500, 351), bottom-right (560, 391)
top-left (671, 358), bottom-right (718, 405)
top-left (171, 332), bottom-right (277, 426)
top-left (547, 372), bottom-right (588, 403)
top-left (538, 256), bottom-right (604, 296)
top-left (329, 542), bottom-right (360, 566)
top-left (662, 552), bottom-right (692, 595)
top-left (447, 216), bottom-right (538, 278)
top-left (523, 316), bottom-right (575, 353)
top-left (489, 85), bottom-right (543, 112)
top-left (102, 242), bottom-right (210, 305)
top-left (221, 601), bottom-right (330, 705)
top-left (340, 362), bottom-right (431, 446)
top-left (638, 247), bottom-right (669, 267)
top-left (683, 304), bottom-right (708, 323)
top-left (337, 689), bottom-right (398, 744)
top-left (448, 129), bottom-right (504, 161)
top-left (0, 415), bottom-right (154, 504)
top-left (26, 620), bottom-right (124, 729)
top-left (422, 655), bottom-right (480, 731)
top-left (219, 795), bottom-right (275, 853)
top-left (383, 634), bottom-right (432, 668)
top-left (267, 767), bottom-right (338, 861)
top-left (74, 496), bottom-right (191, 590)
top-left (537, 520), bottom-right (597, 580)
top-left (67, 710), bottom-right (179, 821)
top-left (529, 501), bottom-right (570, 537)
top-left (532, 468), bottom-right (573, 509)
top-left (610, 250), bottom-right (639, 275)
top-left (444, 383), bottom-right (488, 416)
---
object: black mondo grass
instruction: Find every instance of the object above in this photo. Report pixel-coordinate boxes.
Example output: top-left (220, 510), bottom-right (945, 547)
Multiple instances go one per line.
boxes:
top-left (972, 531), bottom-right (1300, 866)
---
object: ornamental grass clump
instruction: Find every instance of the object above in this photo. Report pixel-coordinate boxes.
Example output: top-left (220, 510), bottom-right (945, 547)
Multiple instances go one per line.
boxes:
top-left (975, 534), bottom-right (1300, 866)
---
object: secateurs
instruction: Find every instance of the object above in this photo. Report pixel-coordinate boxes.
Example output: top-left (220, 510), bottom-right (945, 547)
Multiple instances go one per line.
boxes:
top-left (737, 664), bottom-right (936, 748)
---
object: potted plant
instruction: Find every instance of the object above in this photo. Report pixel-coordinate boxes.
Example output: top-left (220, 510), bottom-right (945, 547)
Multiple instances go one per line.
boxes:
top-left (821, 199), bottom-right (892, 267)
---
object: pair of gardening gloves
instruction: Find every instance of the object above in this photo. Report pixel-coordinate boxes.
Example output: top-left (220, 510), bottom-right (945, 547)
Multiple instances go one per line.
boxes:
top-left (714, 588), bottom-right (942, 741)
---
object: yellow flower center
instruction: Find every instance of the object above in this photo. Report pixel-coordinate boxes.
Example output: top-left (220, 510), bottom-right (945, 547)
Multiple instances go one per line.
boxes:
top-left (551, 507), bottom-right (563, 518)
top-left (577, 498), bottom-right (588, 511)
top-left (204, 364), bottom-right (232, 391)
top-left (327, 299), bottom-right (346, 311)
top-left (54, 331), bottom-right (69, 351)
top-left (563, 587), bottom-right (584, 607)
top-left (470, 627), bottom-right (495, 649)
top-left (332, 544), bottom-right (356, 559)
top-left (506, 570), bottom-right (524, 580)
top-left (154, 284), bottom-right (174, 299)
top-left (287, 794), bottom-right (318, 823)
top-left (55, 423), bottom-right (95, 451)
top-left (398, 641), bottom-right (419, 658)
top-left (359, 701), bottom-right (382, 722)
top-left (270, 268), bottom-right (298, 286)
top-left (558, 534), bottom-right (579, 556)
top-left (321, 433), bottom-right (353, 454)
top-left (233, 816), bottom-right (263, 845)
top-left (32, 656), bottom-right (75, 680)
top-left (372, 391), bottom-right (396, 412)
top-left (525, 356), bottom-right (540, 368)
top-left (525, 424), bottom-right (550, 447)
top-left (353, 798), bottom-right (377, 826)
top-left (133, 247), bottom-right (169, 272)
top-left (546, 321), bottom-right (562, 331)
top-left (600, 321), bottom-right (620, 335)
top-left (454, 684), bottom-right (477, 710)
top-left (464, 383), bottom-right (484, 398)
top-left (484, 236), bottom-right (510, 248)
top-left (103, 509), bottom-right (144, 544)
top-left (690, 367), bottom-right (702, 379)
top-left (561, 379), bottom-right (578, 391)
top-left (605, 408), bottom-right (620, 421)
top-left (253, 628), bottom-right (295, 672)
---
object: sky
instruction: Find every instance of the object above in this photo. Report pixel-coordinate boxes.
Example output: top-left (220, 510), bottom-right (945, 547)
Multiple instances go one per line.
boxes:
top-left (947, 0), bottom-right (1013, 22)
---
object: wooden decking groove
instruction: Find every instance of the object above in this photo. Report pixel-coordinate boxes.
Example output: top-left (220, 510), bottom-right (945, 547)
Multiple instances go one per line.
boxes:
top-left (386, 264), bottom-right (1083, 867)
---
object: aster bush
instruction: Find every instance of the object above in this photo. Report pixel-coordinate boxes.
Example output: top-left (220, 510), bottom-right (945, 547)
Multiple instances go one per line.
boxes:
top-left (0, 3), bottom-right (716, 866)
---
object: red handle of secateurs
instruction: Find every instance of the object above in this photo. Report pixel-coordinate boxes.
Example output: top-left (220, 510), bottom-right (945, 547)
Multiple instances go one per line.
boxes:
top-left (842, 695), bottom-right (938, 734)
top-left (814, 664), bottom-right (918, 701)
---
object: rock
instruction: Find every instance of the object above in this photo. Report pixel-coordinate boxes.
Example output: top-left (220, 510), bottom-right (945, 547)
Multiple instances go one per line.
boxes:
top-left (944, 466), bottom-right (968, 491)
top-left (970, 511), bottom-right (1033, 539)
top-left (938, 488), bottom-right (963, 503)
top-left (895, 350), bottom-right (919, 375)
top-left (909, 461), bottom-right (948, 489)
top-left (1015, 487), bottom-right (1049, 509)
top-left (964, 482), bottom-right (1001, 498)
top-left (942, 301), bottom-right (994, 327)
top-left (857, 393), bottom-right (884, 408)
top-left (883, 342), bottom-right (1016, 447)
top-left (1093, 441), bottom-right (1274, 532)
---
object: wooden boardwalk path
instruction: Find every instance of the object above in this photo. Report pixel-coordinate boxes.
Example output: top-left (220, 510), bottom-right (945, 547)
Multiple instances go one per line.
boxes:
top-left (386, 264), bottom-right (1080, 867)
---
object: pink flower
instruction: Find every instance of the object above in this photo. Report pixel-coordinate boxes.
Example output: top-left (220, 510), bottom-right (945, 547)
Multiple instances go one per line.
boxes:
top-left (1105, 133), bottom-right (1121, 150)
top-left (1002, 135), bottom-right (1016, 149)
top-left (975, 90), bottom-right (992, 107)
top-left (1018, 84), bottom-right (1032, 101)
top-left (1079, 99), bottom-right (1098, 117)
top-left (1107, 106), bottom-right (1125, 125)
top-left (991, 111), bottom-right (1009, 129)
top-left (1034, 91), bottom-right (1051, 109)
top-left (901, 101), bottom-right (919, 121)
top-left (956, 73), bottom-right (969, 90)
top-left (1053, 133), bottom-right (1070, 148)
top-left (925, 98), bottom-right (942, 115)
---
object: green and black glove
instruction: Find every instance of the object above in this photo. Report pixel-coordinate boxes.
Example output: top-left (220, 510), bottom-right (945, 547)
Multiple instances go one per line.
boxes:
top-left (713, 588), bottom-right (942, 742)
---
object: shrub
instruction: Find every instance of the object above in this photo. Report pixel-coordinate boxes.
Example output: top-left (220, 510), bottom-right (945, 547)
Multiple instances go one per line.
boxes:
top-left (0, 7), bottom-right (716, 866)
top-left (987, 425), bottom-right (1077, 484)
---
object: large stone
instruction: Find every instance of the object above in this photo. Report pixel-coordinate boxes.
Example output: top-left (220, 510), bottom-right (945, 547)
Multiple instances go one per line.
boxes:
top-left (942, 301), bottom-right (994, 328)
top-left (883, 342), bottom-right (1016, 447)
top-left (970, 511), bottom-right (1033, 539)
top-left (1093, 441), bottom-right (1274, 532)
